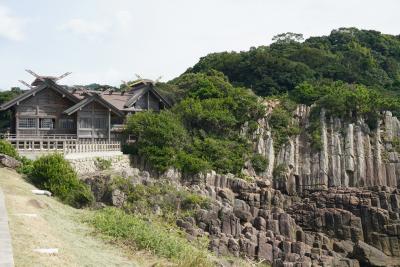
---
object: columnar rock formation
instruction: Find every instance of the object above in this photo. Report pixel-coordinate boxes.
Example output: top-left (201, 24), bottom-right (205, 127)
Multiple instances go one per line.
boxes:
top-left (255, 103), bottom-right (400, 195)
top-left (185, 173), bottom-right (400, 266)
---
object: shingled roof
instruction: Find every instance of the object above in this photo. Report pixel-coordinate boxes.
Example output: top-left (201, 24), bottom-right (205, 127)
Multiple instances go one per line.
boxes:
top-left (0, 78), bottom-right (80, 111)
top-left (63, 93), bottom-right (124, 117)
top-left (1, 77), bottom-right (171, 113)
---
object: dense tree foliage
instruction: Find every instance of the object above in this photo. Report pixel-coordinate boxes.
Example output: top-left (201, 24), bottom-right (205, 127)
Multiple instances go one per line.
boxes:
top-left (189, 28), bottom-right (400, 96)
top-left (126, 71), bottom-right (265, 175)
top-left (0, 87), bottom-right (23, 130)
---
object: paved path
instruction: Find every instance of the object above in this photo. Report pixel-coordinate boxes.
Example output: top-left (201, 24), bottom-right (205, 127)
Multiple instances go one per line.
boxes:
top-left (0, 188), bottom-right (14, 267)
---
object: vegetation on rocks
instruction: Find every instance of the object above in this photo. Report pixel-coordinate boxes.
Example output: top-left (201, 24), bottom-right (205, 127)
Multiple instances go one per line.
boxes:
top-left (95, 157), bottom-right (112, 170)
top-left (126, 71), bottom-right (265, 175)
top-left (87, 177), bottom-right (214, 266)
top-left (110, 177), bottom-right (210, 219)
top-left (251, 153), bottom-right (268, 173)
top-left (268, 96), bottom-right (300, 149)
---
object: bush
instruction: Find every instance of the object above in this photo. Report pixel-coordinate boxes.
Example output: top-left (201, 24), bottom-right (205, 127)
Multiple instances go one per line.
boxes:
top-left (16, 156), bottom-right (34, 175)
top-left (86, 208), bottom-right (211, 266)
top-left (111, 179), bottom-right (210, 217)
top-left (95, 157), bottom-right (111, 170)
top-left (126, 111), bottom-right (189, 173)
top-left (0, 140), bottom-right (18, 158)
top-left (269, 98), bottom-right (300, 150)
top-left (30, 154), bottom-right (94, 208)
top-left (251, 153), bottom-right (268, 173)
top-left (273, 164), bottom-right (287, 182)
top-left (192, 137), bottom-right (249, 174)
top-left (176, 151), bottom-right (211, 175)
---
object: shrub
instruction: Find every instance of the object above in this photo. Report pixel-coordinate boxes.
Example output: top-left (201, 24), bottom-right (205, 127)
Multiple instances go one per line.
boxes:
top-left (16, 156), bottom-right (34, 175)
top-left (269, 100), bottom-right (300, 150)
top-left (126, 111), bottom-right (189, 173)
top-left (176, 151), bottom-right (211, 175)
top-left (30, 154), bottom-right (94, 208)
top-left (180, 193), bottom-right (210, 210)
top-left (0, 140), bottom-right (18, 158)
top-left (192, 137), bottom-right (249, 174)
top-left (112, 179), bottom-right (210, 217)
top-left (86, 208), bottom-right (211, 266)
top-left (307, 107), bottom-right (323, 151)
top-left (251, 153), bottom-right (268, 173)
top-left (273, 164), bottom-right (287, 182)
top-left (95, 157), bottom-right (112, 170)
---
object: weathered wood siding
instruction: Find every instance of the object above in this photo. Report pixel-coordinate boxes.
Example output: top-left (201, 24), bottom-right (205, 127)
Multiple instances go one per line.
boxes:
top-left (15, 87), bottom-right (76, 136)
top-left (135, 91), bottom-right (161, 111)
top-left (77, 102), bottom-right (110, 139)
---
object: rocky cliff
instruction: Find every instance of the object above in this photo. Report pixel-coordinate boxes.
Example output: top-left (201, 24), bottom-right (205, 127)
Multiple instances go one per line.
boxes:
top-left (181, 172), bottom-right (400, 267)
top-left (254, 103), bottom-right (400, 195)
top-left (178, 105), bottom-right (400, 266)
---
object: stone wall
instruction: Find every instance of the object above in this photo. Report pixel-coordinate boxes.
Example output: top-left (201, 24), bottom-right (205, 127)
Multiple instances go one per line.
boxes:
top-left (68, 154), bottom-right (133, 176)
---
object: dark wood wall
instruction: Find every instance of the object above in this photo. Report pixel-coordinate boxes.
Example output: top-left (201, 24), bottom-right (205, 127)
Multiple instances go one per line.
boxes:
top-left (15, 87), bottom-right (77, 136)
top-left (77, 101), bottom-right (111, 139)
top-left (135, 91), bottom-right (162, 111)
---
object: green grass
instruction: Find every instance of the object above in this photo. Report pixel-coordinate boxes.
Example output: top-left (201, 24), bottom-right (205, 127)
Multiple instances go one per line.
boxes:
top-left (86, 207), bottom-right (213, 267)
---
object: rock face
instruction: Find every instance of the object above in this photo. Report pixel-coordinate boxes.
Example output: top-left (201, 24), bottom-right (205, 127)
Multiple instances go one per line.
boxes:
top-left (0, 153), bottom-right (21, 169)
top-left (352, 241), bottom-right (392, 267)
top-left (255, 104), bottom-right (400, 195)
top-left (180, 173), bottom-right (400, 266)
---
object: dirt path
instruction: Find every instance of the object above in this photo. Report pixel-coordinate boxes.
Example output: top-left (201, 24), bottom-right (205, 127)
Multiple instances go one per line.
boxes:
top-left (0, 167), bottom-right (165, 267)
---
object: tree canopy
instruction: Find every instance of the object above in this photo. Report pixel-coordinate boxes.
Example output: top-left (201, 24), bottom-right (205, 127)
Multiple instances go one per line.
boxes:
top-left (189, 28), bottom-right (400, 96)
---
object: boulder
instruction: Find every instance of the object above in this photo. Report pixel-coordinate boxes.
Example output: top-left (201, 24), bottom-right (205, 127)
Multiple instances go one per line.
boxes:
top-left (0, 153), bottom-right (21, 169)
top-left (111, 189), bottom-right (126, 208)
top-left (352, 241), bottom-right (389, 267)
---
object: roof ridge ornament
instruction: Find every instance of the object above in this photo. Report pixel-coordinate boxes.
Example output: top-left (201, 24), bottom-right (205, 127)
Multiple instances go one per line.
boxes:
top-left (24, 69), bottom-right (72, 86)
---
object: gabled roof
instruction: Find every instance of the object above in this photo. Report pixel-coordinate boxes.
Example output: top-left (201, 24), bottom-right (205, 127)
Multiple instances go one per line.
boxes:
top-left (0, 79), bottom-right (80, 111)
top-left (124, 84), bottom-right (171, 109)
top-left (63, 93), bottom-right (124, 117)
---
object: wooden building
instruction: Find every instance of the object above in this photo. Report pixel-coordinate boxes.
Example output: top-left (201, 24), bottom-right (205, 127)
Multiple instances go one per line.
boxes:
top-left (0, 76), bottom-right (170, 141)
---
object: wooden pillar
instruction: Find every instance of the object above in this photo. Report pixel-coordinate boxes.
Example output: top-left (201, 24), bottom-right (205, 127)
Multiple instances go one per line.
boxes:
top-left (108, 109), bottom-right (111, 143)
top-left (147, 92), bottom-right (149, 110)
top-left (77, 111), bottom-right (80, 141)
top-left (36, 106), bottom-right (39, 136)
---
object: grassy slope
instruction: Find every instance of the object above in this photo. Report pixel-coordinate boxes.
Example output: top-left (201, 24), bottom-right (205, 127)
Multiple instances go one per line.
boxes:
top-left (0, 167), bottom-right (169, 267)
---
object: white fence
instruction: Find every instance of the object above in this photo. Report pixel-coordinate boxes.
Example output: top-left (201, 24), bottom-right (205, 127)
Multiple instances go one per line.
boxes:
top-left (1, 134), bottom-right (121, 154)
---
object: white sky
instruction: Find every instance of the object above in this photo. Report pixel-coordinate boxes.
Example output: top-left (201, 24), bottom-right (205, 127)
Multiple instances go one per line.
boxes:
top-left (0, 0), bottom-right (399, 89)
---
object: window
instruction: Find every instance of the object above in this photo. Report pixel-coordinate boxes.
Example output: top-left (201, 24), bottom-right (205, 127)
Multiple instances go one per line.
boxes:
top-left (40, 118), bottom-right (55, 129)
top-left (19, 118), bottom-right (36, 128)
top-left (79, 117), bottom-right (92, 129)
top-left (94, 117), bottom-right (107, 129)
top-left (59, 118), bottom-right (75, 129)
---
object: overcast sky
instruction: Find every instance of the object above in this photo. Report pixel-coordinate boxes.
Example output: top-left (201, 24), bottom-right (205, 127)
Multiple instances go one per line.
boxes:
top-left (0, 0), bottom-right (399, 89)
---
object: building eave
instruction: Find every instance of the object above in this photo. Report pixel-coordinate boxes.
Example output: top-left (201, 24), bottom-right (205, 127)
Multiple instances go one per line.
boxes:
top-left (0, 81), bottom-right (80, 111)
top-left (63, 94), bottom-right (124, 117)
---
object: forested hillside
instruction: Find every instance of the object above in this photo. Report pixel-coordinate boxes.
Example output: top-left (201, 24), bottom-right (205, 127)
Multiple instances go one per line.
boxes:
top-left (189, 27), bottom-right (400, 96)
